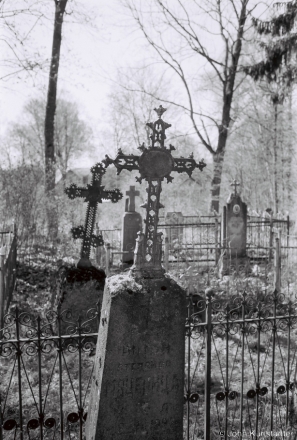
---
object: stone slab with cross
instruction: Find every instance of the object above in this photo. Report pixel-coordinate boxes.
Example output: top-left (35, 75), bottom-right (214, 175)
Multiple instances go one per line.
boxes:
top-left (86, 106), bottom-right (206, 439)
top-left (122, 186), bottom-right (142, 264)
top-left (221, 180), bottom-right (249, 275)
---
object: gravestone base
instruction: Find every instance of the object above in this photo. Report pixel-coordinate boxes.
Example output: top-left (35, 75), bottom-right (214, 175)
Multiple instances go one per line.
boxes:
top-left (53, 266), bottom-right (106, 334)
top-left (220, 256), bottom-right (251, 277)
top-left (86, 272), bottom-right (187, 440)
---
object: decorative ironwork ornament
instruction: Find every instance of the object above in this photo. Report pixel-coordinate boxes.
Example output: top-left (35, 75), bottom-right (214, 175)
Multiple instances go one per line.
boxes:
top-left (65, 162), bottom-right (123, 268)
top-left (104, 105), bottom-right (206, 278)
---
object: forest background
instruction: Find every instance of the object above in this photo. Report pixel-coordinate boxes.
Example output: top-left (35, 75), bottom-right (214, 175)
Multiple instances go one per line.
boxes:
top-left (1, 0), bottom-right (296, 241)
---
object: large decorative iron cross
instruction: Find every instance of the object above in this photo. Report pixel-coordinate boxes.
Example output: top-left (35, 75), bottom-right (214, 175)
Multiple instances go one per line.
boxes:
top-left (65, 162), bottom-right (123, 268)
top-left (104, 105), bottom-right (206, 278)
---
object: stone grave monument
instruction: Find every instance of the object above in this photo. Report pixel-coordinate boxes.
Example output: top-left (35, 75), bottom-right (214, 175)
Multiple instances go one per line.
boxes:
top-left (122, 185), bottom-right (142, 265)
top-left (54, 162), bottom-right (123, 333)
top-left (86, 105), bottom-right (206, 439)
top-left (221, 180), bottom-right (249, 274)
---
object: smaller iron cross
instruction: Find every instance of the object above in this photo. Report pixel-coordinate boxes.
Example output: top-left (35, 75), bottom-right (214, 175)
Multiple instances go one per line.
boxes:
top-left (231, 179), bottom-right (240, 195)
top-left (104, 105), bottom-right (206, 278)
top-left (65, 162), bottom-right (123, 268)
top-left (126, 186), bottom-right (140, 212)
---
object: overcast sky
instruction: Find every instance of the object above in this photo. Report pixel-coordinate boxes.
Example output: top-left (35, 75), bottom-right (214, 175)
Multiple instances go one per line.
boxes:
top-left (1, 0), bottom-right (147, 166)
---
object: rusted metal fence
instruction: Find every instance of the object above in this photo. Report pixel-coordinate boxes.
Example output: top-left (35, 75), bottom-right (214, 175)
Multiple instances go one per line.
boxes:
top-left (0, 306), bottom-right (99, 440)
top-left (184, 237), bottom-right (297, 440)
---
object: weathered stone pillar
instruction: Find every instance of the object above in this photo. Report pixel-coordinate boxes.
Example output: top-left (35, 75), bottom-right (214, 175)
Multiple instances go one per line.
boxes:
top-left (86, 272), bottom-right (186, 440)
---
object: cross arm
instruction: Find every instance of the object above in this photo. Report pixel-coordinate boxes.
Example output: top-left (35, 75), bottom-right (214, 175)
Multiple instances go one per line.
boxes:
top-left (103, 149), bottom-right (139, 175)
top-left (65, 184), bottom-right (89, 200)
top-left (101, 188), bottom-right (123, 203)
top-left (173, 155), bottom-right (206, 177)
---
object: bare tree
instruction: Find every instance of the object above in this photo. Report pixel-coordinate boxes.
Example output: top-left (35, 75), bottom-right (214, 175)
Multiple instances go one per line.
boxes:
top-left (0, 0), bottom-right (49, 81)
top-left (121, 0), bottom-right (263, 213)
top-left (8, 97), bottom-right (93, 180)
top-left (44, 0), bottom-right (68, 196)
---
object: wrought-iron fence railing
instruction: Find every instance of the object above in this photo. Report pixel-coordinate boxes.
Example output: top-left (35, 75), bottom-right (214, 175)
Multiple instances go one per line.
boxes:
top-left (184, 289), bottom-right (297, 440)
top-left (2, 289), bottom-right (297, 439)
top-left (0, 306), bottom-right (99, 440)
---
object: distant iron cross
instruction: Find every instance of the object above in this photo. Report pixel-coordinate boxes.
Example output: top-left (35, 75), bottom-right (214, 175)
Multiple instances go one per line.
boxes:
top-left (65, 162), bottom-right (123, 268)
top-left (231, 179), bottom-right (240, 195)
top-left (126, 186), bottom-right (140, 212)
top-left (104, 105), bottom-right (206, 277)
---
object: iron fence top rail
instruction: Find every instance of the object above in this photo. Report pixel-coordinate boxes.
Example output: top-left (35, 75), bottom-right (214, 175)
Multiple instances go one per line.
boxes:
top-left (0, 332), bottom-right (99, 344)
top-left (158, 223), bottom-right (218, 227)
top-left (186, 313), bottom-right (297, 328)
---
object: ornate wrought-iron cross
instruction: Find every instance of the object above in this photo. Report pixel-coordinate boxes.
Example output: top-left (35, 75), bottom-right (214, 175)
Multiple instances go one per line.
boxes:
top-left (65, 162), bottom-right (123, 268)
top-left (231, 179), bottom-right (240, 195)
top-left (104, 105), bottom-right (206, 278)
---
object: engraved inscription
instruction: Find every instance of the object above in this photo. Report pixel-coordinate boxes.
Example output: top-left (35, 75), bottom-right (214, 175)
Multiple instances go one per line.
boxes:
top-left (119, 343), bottom-right (170, 356)
top-left (103, 374), bottom-right (181, 398)
top-left (117, 360), bottom-right (171, 372)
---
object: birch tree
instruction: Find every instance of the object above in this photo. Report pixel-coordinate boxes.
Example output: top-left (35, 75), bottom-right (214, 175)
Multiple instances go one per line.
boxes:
top-left (122, 0), bottom-right (263, 213)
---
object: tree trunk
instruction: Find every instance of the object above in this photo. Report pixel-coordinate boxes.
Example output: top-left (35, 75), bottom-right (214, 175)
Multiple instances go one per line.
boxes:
top-left (44, 0), bottom-right (68, 237)
top-left (210, 151), bottom-right (225, 214)
top-left (210, 0), bottom-right (248, 213)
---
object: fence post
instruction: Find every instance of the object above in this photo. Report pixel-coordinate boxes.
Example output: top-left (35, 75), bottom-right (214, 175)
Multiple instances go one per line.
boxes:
top-left (204, 288), bottom-right (213, 440)
top-left (274, 236), bottom-right (280, 293)
top-left (0, 246), bottom-right (6, 332)
top-left (164, 237), bottom-right (169, 272)
top-left (105, 243), bottom-right (110, 276)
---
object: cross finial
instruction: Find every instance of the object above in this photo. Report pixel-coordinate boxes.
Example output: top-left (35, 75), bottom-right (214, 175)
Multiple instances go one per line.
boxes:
top-left (126, 186), bottom-right (140, 212)
top-left (154, 105), bottom-right (167, 119)
top-left (231, 179), bottom-right (240, 195)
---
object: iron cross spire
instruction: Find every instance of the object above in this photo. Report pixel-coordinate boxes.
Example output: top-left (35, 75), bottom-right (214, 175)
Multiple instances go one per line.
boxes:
top-left (65, 162), bottom-right (123, 269)
top-left (104, 105), bottom-right (206, 278)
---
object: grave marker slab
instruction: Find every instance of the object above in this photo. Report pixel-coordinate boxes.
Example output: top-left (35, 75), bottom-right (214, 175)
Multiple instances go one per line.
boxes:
top-left (86, 273), bottom-right (186, 440)
top-left (122, 186), bottom-right (142, 264)
top-left (221, 180), bottom-right (249, 274)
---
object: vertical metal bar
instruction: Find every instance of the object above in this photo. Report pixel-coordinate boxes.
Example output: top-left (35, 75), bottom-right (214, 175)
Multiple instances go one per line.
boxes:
top-left (186, 296), bottom-right (191, 440)
top-left (204, 289), bottom-right (213, 440)
top-left (274, 238), bottom-right (280, 294)
top-left (16, 308), bottom-right (24, 440)
top-left (37, 317), bottom-right (44, 439)
top-left (0, 247), bottom-right (6, 332)
top-left (224, 305), bottom-right (229, 440)
top-left (286, 304), bottom-right (291, 427)
top-left (240, 294), bottom-right (246, 436)
top-left (255, 305), bottom-right (261, 439)
top-left (58, 307), bottom-right (64, 440)
top-left (164, 237), bottom-right (169, 272)
top-left (105, 243), bottom-right (110, 276)
top-left (78, 316), bottom-right (83, 440)
top-left (287, 215), bottom-right (290, 248)
top-left (270, 290), bottom-right (277, 440)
